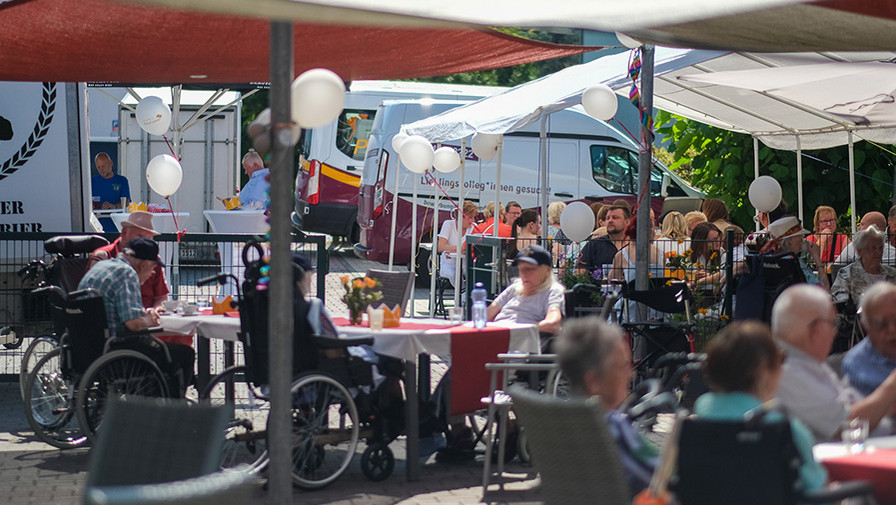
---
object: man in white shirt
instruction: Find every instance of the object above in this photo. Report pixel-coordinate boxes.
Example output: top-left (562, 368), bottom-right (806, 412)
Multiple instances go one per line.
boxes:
top-left (834, 211), bottom-right (896, 265)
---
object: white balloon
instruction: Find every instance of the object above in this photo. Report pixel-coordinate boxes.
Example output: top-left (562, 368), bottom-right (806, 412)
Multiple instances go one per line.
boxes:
top-left (581, 85), bottom-right (618, 121)
top-left (615, 32), bottom-right (642, 49)
top-left (471, 133), bottom-right (501, 161)
top-left (559, 201), bottom-right (595, 243)
top-left (433, 147), bottom-right (460, 173)
top-left (391, 133), bottom-right (409, 152)
top-left (748, 176), bottom-right (783, 212)
top-left (145, 154), bottom-right (183, 197)
top-left (135, 96), bottom-right (171, 136)
top-left (399, 135), bottom-right (434, 174)
top-left (291, 68), bottom-right (346, 129)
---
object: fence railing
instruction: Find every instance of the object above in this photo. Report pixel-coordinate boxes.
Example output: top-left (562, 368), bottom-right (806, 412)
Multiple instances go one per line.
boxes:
top-left (0, 230), bottom-right (327, 380)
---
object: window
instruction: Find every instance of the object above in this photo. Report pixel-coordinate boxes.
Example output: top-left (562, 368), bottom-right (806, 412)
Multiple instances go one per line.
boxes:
top-left (335, 109), bottom-right (375, 161)
top-left (590, 145), bottom-right (687, 197)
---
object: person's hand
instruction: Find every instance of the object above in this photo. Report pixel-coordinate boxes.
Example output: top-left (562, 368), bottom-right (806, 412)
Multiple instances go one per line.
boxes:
top-left (100, 201), bottom-right (115, 210)
top-left (803, 239), bottom-right (822, 262)
top-left (144, 308), bottom-right (160, 326)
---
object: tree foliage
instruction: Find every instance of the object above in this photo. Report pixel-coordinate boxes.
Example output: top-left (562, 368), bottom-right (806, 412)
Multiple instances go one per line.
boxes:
top-left (655, 110), bottom-right (896, 232)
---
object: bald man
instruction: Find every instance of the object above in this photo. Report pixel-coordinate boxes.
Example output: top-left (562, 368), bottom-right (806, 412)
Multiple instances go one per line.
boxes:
top-left (773, 284), bottom-right (896, 441)
top-left (833, 211), bottom-right (896, 265)
top-left (843, 282), bottom-right (896, 396)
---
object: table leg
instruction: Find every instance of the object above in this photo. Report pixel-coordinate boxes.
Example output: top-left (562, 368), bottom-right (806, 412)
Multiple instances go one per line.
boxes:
top-left (405, 358), bottom-right (419, 481)
top-left (419, 353), bottom-right (431, 403)
top-left (197, 336), bottom-right (210, 393)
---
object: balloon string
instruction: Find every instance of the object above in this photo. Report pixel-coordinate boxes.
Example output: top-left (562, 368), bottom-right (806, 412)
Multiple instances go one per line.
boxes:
top-left (423, 171), bottom-right (462, 216)
top-left (164, 196), bottom-right (186, 242)
top-left (162, 135), bottom-right (177, 159)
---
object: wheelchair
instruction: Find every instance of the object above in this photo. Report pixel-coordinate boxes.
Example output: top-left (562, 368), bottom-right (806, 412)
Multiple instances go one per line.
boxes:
top-left (199, 242), bottom-right (406, 489)
top-left (22, 286), bottom-right (186, 449)
top-left (13, 234), bottom-right (109, 399)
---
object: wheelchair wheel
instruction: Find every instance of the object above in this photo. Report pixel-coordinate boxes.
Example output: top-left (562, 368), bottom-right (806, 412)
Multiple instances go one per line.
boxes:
top-left (23, 347), bottom-right (87, 449)
top-left (20, 335), bottom-right (60, 400)
top-left (287, 372), bottom-right (359, 489)
top-left (1, 326), bottom-right (23, 349)
top-left (75, 350), bottom-right (169, 444)
top-left (201, 365), bottom-right (269, 475)
top-left (361, 443), bottom-right (394, 481)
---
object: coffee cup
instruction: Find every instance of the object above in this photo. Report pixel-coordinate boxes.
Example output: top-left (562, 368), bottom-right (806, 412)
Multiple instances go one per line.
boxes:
top-left (182, 303), bottom-right (199, 316)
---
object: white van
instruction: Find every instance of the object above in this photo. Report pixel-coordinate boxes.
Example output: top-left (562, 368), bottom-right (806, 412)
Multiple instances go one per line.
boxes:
top-left (293, 81), bottom-right (505, 240)
top-left (355, 99), bottom-right (703, 266)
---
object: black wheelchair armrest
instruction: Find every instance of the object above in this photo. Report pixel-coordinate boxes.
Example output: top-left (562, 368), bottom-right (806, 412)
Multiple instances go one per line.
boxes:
top-left (312, 335), bottom-right (374, 349)
top-left (799, 480), bottom-right (875, 503)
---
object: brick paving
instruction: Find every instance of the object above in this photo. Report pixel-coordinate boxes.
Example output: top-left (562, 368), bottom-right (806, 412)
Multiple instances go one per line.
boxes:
top-left (2, 246), bottom-right (543, 504)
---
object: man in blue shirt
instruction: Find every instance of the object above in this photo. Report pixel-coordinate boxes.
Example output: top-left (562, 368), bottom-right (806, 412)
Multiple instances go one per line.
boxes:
top-left (91, 152), bottom-right (131, 233)
top-left (239, 149), bottom-right (269, 208)
top-left (843, 282), bottom-right (896, 396)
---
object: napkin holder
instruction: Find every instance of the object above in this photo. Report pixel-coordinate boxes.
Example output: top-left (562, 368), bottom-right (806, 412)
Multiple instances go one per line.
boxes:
top-left (127, 201), bottom-right (148, 212)
top-left (212, 295), bottom-right (234, 315)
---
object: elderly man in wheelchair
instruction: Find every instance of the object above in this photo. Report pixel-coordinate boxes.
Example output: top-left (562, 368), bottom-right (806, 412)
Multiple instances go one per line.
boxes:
top-left (23, 238), bottom-right (194, 450)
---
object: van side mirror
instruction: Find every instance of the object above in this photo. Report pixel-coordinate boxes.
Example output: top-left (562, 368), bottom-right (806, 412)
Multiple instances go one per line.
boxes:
top-left (661, 174), bottom-right (670, 198)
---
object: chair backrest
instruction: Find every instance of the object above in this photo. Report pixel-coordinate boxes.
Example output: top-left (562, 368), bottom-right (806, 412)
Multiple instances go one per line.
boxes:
top-left (564, 283), bottom-right (604, 319)
top-left (508, 386), bottom-right (630, 505)
top-left (60, 290), bottom-right (110, 374)
top-left (365, 268), bottom-right (415, 315)
top-left (85, 396), bottom-right (229, 488)
top-left (44, 235), bottom-right (109, 292)
top-left (83, 468), bottom-right (254, 505)
top-left (674, 415), bottom-right (801, 505)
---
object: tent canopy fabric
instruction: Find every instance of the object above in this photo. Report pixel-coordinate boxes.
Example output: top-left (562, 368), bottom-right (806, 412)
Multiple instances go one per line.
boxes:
top-left (405, 47), bottom-right (896, 151)
top-left (0, 0), bottom-right (595, 83)
top-left (119, 0), bottom-right (896, 52)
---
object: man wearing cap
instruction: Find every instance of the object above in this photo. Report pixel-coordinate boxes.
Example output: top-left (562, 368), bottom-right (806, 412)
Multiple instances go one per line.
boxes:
top-left (834, 211), bottom-right (896, 266)
top-left (88, 211), bottom-right (170, 309)
top-left (487, 244), bottom-right (564, 334)
top-left (78, 238), bottom-right (194, 393)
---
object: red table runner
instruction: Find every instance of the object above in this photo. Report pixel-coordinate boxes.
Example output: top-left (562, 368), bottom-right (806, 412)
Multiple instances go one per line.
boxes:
top-left (449, 326), bottom-right (510, 416)
top-left (331, 317), bottom-right (451, 331)
top-left (823, 449), bottom-right (896, 504)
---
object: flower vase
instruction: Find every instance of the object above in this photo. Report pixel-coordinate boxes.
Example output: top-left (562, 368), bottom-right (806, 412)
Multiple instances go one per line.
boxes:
top-left (665, 268), bottom-right (686, 281)
top-left (348, 304), bottom-right (364, 325)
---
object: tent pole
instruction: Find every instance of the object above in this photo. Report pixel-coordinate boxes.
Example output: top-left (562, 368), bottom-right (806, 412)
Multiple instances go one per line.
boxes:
top-left (410, 174), bottom-right (418, 316)
top-left (388, 156), bottom-right (402, 270)
top-left (267, 20), bottom-right (294, 505)
top-left (539, 114), bottom-right (548, 238)
top-left (754, 137), bottom-right (760, 231)
top-left (494, 137), bottom-right (503, 239)
top-left (635, 45), bottom-right (654, 293)
top-left (849, 132), bottom-right (856, 234)
top-left (431, 177), bottom-right (441, 316)
top-left (796, 136), bottom-right (803, 223)
top-left (455, 148), bottom-right (465, 306)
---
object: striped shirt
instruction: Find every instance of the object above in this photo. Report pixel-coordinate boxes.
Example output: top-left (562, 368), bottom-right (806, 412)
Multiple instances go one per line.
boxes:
top-left (77, 256), bottom-right (144, 336)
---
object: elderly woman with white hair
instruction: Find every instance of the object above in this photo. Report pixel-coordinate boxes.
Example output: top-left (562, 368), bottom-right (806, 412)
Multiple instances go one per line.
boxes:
top-left (831, 225), bottom-right (896, 304)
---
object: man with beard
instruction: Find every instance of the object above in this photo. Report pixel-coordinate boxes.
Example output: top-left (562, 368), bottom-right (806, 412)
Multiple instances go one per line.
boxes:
top-left (575, 204), bottom-right (630, 276)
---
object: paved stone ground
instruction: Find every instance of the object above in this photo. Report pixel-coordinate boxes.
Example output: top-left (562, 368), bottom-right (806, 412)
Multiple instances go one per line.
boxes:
top-left (2, 245), bottom-right (543, 504)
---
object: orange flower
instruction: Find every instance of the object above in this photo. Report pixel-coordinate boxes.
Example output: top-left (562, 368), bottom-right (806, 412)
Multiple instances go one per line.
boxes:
top-left (340, 275), bottom-right (350, 285)
top-left (665, 251), bottom-right (677, 258)
top-left (352, 279), bottom-right (364, 289)
top-left (364, 277), bottom-right (377, 289)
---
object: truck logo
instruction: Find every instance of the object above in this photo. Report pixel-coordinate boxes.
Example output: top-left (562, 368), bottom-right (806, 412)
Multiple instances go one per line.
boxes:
top-left (0, 82), bottom-right (55, 182)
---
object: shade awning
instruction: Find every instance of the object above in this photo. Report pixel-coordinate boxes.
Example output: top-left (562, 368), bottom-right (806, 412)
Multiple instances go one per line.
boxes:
top-left (0, 0), bottom-right (596, 83)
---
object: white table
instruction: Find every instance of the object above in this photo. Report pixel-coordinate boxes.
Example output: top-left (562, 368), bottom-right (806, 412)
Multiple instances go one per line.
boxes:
top-left (158, 313), bottom-right (539, 481)
top-left (203, 210), bottom-right (268, 295)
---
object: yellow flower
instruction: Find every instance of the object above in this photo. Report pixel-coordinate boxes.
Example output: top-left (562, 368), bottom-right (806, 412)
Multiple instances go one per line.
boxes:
top-left (697, 307), bottom-right (708, 315)
top-left (710, 251), bottom-right (719, 260)
top-left (340, 275), bottom-right (350, 285)
top-left (720, 314), bottom-right (730, 321)
top-left (364, 277), bottom-right (377, 289)
top-left (352, 279), bottom-right (364, 289)
top-left (695, 263), bottom-right (703, 269)
top-left (684, 249), bottom-right (693, 256)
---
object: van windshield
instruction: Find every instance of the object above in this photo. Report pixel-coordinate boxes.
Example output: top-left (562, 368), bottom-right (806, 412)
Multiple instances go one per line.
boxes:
top-left (336, 109), bottom-right (375, 161)
top-left (590, 145), bottom-right (686, 197)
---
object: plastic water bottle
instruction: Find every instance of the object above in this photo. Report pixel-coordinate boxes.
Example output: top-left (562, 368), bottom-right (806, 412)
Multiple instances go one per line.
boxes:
top-left (471, 282), bottom-right (487, 329)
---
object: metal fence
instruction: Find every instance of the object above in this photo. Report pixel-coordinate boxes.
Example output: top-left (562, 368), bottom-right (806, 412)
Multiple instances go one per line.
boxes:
top-left (0, 230), bottom-right (327, 380)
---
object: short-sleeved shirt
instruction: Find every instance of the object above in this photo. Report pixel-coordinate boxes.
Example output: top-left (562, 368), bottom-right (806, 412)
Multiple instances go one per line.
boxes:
top-left (576, 236), bottom-right (618, 275)
top-left (842, 337), bottom-right (896, 397)
top-left (438, 219), bottom-right (474, 282)
top-left (492, 281), bottom-right (565, 325)
top-left (77, 256), bottom-right (144, 336)
top-left (834, 241), bottom-right (896, 266)
top-left (89, 237), bottom-right (169, 308)
top-left (472, 217), bottom-right (512, 238)
top-left (92, 173), bottom-right (131, 206)
top-left (240, 168), bottom-right (270, 208)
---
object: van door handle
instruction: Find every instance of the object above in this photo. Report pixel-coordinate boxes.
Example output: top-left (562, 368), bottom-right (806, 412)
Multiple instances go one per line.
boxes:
top-left (553, 192), bottom-right (573, 198)
top-left (584, 196), bottom-right (603, 200)
top-left (347, 166), bottom-right (359, 171)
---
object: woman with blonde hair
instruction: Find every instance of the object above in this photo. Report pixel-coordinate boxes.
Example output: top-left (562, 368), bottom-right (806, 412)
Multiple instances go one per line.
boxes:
top-left (656, 211), bottom-right (690, 256)
top-left (684, 210), bottom-right (707, 235)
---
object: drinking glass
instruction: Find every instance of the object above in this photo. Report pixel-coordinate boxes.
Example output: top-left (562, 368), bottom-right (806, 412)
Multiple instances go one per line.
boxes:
top-left (841, 418), bottom-right (869, 454)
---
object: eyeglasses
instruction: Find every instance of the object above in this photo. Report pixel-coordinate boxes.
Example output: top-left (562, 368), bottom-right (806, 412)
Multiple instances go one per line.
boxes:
top-left (819, 219), bottom-right (836, 224)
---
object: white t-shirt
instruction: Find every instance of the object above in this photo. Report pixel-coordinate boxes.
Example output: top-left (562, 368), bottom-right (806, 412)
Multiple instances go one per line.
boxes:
top-left (439, 219), bottom-right (473, 283)
top-left (493, 281), bottom-right (566, 326)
